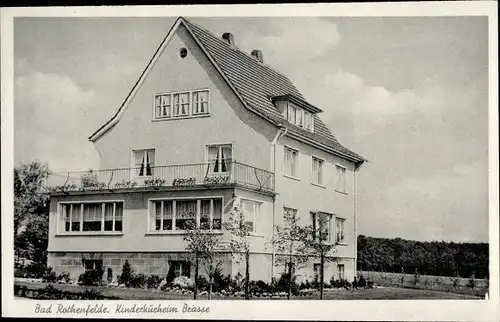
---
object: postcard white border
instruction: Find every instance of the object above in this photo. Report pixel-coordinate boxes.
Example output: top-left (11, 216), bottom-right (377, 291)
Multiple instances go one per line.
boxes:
top-left (1, 2), bottom-right (499, 320)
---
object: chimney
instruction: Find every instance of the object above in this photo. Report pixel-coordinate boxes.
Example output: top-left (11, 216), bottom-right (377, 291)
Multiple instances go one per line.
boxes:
top-left (222, 32), bottom-right (234, 46)
top-left (251, 49), bottom-right (263, 63)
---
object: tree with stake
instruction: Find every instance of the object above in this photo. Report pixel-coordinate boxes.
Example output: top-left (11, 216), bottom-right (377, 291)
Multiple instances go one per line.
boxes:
top-left (223, 204), bottom-right (253, 300)
top-left (183, 219), bottom-right (224, 300)
top-left (270, 208), bottom-right (309, 299)
top-left (303, 212), bottom-right (338, 300)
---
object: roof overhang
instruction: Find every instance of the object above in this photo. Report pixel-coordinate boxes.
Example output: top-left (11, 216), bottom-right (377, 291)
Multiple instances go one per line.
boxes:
top-left (271, 94), bottom-right (323, 114)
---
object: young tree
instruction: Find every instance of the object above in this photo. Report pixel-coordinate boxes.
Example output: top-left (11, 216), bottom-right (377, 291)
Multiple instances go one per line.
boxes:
top-left (183, 219), bottom-right (224, 300)
top-left (223, 205), bottom-right (252, 300)
top-left (270, 208), bottom-right (309, 299)
top-left (303, 212), bottom-right (338, 300)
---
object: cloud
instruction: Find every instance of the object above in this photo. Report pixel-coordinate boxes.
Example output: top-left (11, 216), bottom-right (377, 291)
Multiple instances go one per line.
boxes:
top-left (15, 71), bottom-right (100, 172)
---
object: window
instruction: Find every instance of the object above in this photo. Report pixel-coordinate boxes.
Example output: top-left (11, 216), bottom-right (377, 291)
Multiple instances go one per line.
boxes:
top-left (83, 260), bottom-right (103, 273)
top-left (134, 149), bottom-right (155, 177)
top-left (154, 200), bottom-right (173, 231)
top-left (335, 165), bottom-right (346, 193)
top-left (287, 104), bottom-right (296, 124)
top-left (192, 90), bottom-right (209, 115)
top-left (175, 200), bottom-right (197, 230)
top-left (169, 261), bottom-right (190, 279)
top-left (284, 147), bottom-right (298, 178)
top-left (179, 47), bottom-right (188, 58)
top-left (155, 94), bottom-right (172, 118)
top-left (207, 144), bottom-right (232, 174)
top-left (311, 212), bottom-right (332, 242)
top-left (312, 157), bottom-right (324, 185)
top-left (283, 207), bottom-right (298, 221)
top-left (61, 202), bottom-right (123, 233)
top-left (154, 89), bottom-right (210, 120)
top-left (335, 217), bottom-right (345, 243)
top-left (242, 199), bottom-right (261, 233)
top-left (287, 104), bottom-right (314, 133)
top-left (150, 198), bottom-right (223, 232)
top-left (304, 111), bottom-right (313, 132)
top-left (173, 92), bottom-right (190, 117)
top-left (337, 264), bottom-right (345, 280)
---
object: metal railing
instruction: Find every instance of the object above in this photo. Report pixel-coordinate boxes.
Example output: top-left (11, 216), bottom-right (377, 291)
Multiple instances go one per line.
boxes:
top-left (47, 161), bottom-right (275, 193)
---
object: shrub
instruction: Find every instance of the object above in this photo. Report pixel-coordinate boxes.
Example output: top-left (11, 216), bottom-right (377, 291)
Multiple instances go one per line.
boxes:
top-left (57, 272), bottom-right (71, 284)
top-left (118, 260), bottom-right (134, 287)
top-left (130, 273), bottom-right (147, 288)
top-left (467, 273), bottom-right (476, 289)
top-left (16, 262), bottom-right (47, 279)
top-left (274, 272), bottom-right (299, 295)
top-left (358, 275), bottom-right (367, 288)
top-left (367, 280), bottom-right (374, 288)
top-left (229, 272), bottom-right (244, 293)
top-left (78, 268), bottom-right (104, 286)
top-left (196, 275), bottom-right (209, 291)
top-left (42, 266), bottom-right (58, 283)
top-left (84, 288), bottom-right (104, 300)
top-left (146, 275), bottom-right (163, 289)
top-left (299, 279), bottom-right (312, 290)
top-left (173, 276), bottom-right (194, 290)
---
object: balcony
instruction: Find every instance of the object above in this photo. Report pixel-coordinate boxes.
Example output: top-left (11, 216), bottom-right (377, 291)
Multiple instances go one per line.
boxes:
top-left (47, 162), bottom-right (275, 194)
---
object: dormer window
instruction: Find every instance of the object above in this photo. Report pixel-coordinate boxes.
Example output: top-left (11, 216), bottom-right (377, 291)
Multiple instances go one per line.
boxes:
top-left (287, 104), bottom-right (314, 133)
top-left (154, 89), bottom-right (210, 120)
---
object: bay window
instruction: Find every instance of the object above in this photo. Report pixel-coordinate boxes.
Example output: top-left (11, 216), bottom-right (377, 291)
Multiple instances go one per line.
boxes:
top-left (60, 201), bottom-right (123, 233)
top-left (150, 198), bottom-right (223, 232)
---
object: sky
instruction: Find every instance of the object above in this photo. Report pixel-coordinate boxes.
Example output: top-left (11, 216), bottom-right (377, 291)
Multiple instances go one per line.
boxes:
top-left (13, 16), bottom-right (490, 243)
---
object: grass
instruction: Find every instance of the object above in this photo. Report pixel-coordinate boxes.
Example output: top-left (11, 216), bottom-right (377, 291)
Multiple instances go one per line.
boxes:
top-left (15, 280), bottom-right (483, 300)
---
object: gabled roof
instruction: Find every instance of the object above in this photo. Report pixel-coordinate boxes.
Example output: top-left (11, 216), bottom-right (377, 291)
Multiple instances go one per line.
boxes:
top-left (89, 17), bottom-right (366, 163)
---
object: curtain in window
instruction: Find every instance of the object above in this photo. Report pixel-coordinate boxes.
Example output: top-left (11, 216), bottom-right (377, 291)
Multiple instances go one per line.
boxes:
top-left (200, 200), bottom-right (210, 230)
top-left (71, 204), bottom-right (81, 231)
top-left (213, 199), bottom-right (222, 229)
top-left (163, 201), bottom-right (172, 230)
top-left (115, 203), bottom-right (123, 232)
top-left (221, 146), bottom-right (232, 172)
top-left (175, 200), bottom-right (197, 230)
top-left (243, 201), bottom-right (256, 232)
top-left (104, 203), bottom-right (114, 231)
top-left (154, 201), bottom-right (162, 231)
top-left (208, 146), bottom-right (219, 173)
top-left (83, 203), bottom-right (102, 231)
top-left (285, 149), bottom-right (295, 176)
top-left (161, 95), bottom-right (171, 117)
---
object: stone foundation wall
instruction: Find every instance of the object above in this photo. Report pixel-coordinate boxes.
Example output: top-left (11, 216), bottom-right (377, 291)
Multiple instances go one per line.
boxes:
top-left (47, 252), bottom-right (233, 282)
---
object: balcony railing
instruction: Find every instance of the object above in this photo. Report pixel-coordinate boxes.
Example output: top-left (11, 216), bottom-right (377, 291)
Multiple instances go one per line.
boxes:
top-left (47, 161), bottom-right (275, 194)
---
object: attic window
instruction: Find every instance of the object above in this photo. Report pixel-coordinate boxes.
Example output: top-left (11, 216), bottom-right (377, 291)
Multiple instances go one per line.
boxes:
top-left (287, 104), bottom-right (314, 133)
top-left (179, 48), bottom-right (188, 58)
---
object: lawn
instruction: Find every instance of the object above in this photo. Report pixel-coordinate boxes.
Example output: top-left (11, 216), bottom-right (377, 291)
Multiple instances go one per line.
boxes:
top-left (14, 280), bottom-right (483, 300)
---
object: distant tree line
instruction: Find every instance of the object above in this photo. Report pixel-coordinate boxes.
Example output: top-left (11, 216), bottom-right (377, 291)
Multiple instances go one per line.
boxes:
top-left (357, 235), bottom-right (489, 279)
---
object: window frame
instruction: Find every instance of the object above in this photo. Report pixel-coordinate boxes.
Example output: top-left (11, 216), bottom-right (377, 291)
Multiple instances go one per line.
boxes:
top-left (335, 216), bottom-right (346, 244)
top-left (287, 103), bottom-right (314, 133)
top-left (337, 264), bottom-right (345, 280)
top-left (283, 146), bottom-right (299, 179)
top-left (153, 89), bottom-right (210, 121)
top-left (311, 211), bottom-right (333, 243)
top-left (147, 196), bottom-right (224, 233)
top-left (206, 143), bottom-right (233, 175)
top-left (192, 90), bottom-right (210, 116)
top-left (58, 200), bottom-right (124, 235)
top-left (311, 156), bottom-right (325, 187)
top-left (335, 164), bottom-right (347, 194)
top-left (240, 198), bottom-right (262, 234)
top-left (132, 149), bottom-right (155, 178)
